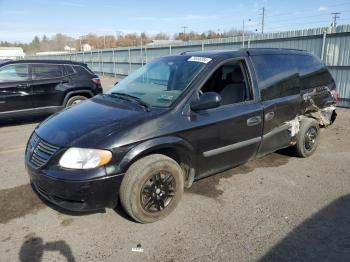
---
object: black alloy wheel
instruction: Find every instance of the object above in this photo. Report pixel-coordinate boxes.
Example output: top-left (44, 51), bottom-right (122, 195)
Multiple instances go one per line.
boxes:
top-left (140, 171), bottom-right (176, 213)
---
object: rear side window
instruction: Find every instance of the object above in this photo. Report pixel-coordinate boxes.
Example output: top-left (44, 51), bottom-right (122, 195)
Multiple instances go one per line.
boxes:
top-left (294, 54), bottom-right (334, 89)
top-left (251, 55), bottom-right (299, 101)
top-left (73, 65), bottom-right (93, 75)
top-left (64, 65), bottom-right (75, 75)
top-left (32, 64), bottom-right (63, 80)
top-left (295, 54), bottom-right (323, 75)
top-left (0, 64), bottom-right (30, 82)
top-left (84, 65), bottom-right (95, 74)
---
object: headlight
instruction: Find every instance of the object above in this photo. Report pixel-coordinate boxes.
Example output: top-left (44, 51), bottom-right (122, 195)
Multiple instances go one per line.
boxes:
top-left (59, 148), bottom-right (112, 169)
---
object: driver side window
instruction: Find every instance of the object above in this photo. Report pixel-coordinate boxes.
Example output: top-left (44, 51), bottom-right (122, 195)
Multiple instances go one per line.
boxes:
top-left (200, 61), bottom-right (251, 106)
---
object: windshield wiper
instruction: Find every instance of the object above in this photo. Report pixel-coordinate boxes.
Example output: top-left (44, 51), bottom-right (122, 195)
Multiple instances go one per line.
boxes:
top-left (110, 92), bottom-right (150, 111)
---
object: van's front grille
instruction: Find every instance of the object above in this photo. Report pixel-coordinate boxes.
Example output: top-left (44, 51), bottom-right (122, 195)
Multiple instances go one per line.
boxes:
top-left (27, 132), bottom-right (60, 169)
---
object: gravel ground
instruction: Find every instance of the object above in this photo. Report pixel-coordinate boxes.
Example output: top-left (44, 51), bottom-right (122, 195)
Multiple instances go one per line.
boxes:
top-left (0, 78), bottom-right (349, 261)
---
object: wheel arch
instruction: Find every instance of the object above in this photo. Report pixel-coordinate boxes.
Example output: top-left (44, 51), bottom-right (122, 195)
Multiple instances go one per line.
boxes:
top-left (118, 136), bottom-right (195, 179)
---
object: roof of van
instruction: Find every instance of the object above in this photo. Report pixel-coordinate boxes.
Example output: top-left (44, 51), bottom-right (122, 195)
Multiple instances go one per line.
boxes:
top-left (0, 59), bottom-right (86, 67)
top-left (181, 48), bottom-right (311, 58)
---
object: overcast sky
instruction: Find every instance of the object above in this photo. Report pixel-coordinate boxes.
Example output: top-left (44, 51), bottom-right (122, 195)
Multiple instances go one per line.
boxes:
top-left (1, 0), bottom-right (350, 43)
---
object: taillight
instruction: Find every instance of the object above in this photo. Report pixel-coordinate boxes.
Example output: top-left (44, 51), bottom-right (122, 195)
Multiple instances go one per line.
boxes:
top-left (331, 89), bottom-right (338, 103)
top-left (92, 78), bottom-right (101, 85)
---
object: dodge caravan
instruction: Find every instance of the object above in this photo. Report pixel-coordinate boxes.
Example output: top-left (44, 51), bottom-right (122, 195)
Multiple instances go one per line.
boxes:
top-left (25, 49), bottom-right (337, 223)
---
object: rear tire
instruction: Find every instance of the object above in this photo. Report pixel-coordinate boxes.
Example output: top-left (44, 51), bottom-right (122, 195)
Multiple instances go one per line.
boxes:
top-left (120, 154), bottom-right (184, 223)
top-left (65, 95), bottom-right (88, 107)
top-left (294, 118), bottom-right (319, 158)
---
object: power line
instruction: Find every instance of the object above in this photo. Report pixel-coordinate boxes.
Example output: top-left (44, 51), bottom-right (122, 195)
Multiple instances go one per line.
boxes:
top-left (267, 13), bottom-right (334, 23)
top-left (263, 9), bottom-right (350, 29)
top-left (265, 12), bottom-right (350, 29)
top-left (265, 1), bottom-right (350, 18)
top-left (266, 18), bottom-right (333, 28)
top-left (265, 19), bottom-right (333, 30)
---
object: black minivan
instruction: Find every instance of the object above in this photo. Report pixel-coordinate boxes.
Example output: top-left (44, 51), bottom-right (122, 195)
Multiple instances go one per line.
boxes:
top-left (25, 49), bottom-right (337, 223)
top-left (0, 60), bottom-right (102, 120)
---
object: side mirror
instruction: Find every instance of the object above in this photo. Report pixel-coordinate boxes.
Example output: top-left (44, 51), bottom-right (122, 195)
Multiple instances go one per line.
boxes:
top-left (190, 92), bottom-right (221, 111)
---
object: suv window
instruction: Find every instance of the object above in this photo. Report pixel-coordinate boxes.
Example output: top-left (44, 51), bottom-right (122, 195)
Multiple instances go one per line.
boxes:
top-left (32, 64), bottom-right (63, 80)
top-left (251, 55), bottom-right (299, 101)
top-left (201, 61), bottom-right (250, 105)
top-left (0, 64), bottom-right (30, 83)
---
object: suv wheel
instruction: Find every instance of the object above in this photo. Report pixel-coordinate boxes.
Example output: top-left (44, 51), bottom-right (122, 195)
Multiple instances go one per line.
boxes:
top-left (294, 118), bottom-right (319, 158)
top-left (66, 95), bottom-right (88, 107)
top-left (120, 154), bottom-right (184, 223)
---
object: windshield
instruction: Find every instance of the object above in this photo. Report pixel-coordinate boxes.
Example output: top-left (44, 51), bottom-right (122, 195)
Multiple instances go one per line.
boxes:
top-left (107, 56), bottom-right (208, 107)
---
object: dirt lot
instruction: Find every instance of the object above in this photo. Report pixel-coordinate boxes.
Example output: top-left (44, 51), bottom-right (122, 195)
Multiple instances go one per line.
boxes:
top-left (0, 77), bottom-right (350, 261)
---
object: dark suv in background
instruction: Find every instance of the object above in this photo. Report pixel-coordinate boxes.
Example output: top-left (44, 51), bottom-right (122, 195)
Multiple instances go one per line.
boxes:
top-left (0, 60), bottom-right (102, 120)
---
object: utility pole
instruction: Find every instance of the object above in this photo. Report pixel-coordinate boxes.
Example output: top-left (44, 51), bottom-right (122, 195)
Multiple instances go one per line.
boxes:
top-left (261, 7), bottom-right (265, 34)
top-left (331, 12), bottom-right (340, 27)
top-left (182, 26), bottom-right (188, 41)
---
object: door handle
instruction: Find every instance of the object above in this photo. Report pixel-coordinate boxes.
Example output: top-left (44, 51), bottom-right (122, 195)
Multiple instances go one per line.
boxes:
top-left (265, 111), bottom-right (275, 121)
top-left (247, 116), bottom-right (262, 126)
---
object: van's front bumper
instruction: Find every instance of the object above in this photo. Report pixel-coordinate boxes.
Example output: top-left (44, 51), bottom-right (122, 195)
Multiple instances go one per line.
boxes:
top-left (26, 163), bottom-right (124, 212)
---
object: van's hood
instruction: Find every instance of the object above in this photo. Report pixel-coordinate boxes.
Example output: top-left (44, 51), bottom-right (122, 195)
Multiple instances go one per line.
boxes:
top-left (35, 96), bottom-right (160, 148)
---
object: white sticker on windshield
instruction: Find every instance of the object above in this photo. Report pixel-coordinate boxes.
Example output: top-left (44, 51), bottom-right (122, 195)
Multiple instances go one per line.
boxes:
top-left (187, 56), bottom-right (212, 64)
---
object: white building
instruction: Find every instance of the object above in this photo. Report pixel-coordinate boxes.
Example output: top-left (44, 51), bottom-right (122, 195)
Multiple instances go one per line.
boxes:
top-left (0, 47), bottom-right (25, 60)
top-left (64, 45), bottom-right (76, 51)
top-left (82, 43), bottom-right (92, 51)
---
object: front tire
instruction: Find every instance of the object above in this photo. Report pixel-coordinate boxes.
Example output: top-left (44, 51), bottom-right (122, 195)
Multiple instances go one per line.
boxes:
top-left (294, 118), bottom-right (319, 157)
top-left (120, 154), bottom-right (184, 223)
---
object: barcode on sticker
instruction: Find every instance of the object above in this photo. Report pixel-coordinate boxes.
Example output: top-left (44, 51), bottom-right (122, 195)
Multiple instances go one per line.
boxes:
top-left (187, 56), bottom-right (212, 64)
